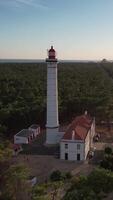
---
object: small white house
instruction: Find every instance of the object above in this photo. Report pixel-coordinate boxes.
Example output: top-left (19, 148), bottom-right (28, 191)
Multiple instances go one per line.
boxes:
top-left (28, 124), bottom-right (40, 137)
top-left (14, 129), bottom-right (34, 144)
top-left (60, 113), bottom-right (95, 161)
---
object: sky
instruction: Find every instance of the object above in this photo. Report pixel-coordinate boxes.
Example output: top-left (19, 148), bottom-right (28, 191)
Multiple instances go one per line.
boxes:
top-left (0, 0), bottom-right (113, 60)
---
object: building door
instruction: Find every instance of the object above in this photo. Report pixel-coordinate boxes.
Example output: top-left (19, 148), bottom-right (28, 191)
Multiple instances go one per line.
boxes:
top-left (65, 153), bottom-right (68, 160)
top-left (77, 153), bottom-right (80, 161)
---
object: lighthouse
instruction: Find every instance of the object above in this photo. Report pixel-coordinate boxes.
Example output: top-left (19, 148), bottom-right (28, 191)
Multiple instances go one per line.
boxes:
top-left (46, 46), bottom-right (59, 144)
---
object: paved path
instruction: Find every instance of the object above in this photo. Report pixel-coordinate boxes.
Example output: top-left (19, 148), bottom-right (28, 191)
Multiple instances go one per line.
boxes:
top-left (71, 162), bottom-right (95, 176)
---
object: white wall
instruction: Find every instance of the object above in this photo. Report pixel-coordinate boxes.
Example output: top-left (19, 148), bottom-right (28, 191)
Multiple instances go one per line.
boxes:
top-left (60, 140), bottom-right (85, 161)
top-left (46, 61), bottom-right (59, 144)
top-left (91, 119), bottom-right (95, 138)
top-left (46, 127), bottom-right (59, 144)
top-left (14, 135), bottom-right (28, 144)
top-left (84, 130), bottom-right (90, 159)
top-left (29, 127), bottom-right (40, 137)
top-left (60, 119), bottom-right (96, 161)
top-left (46, 62), bottom-right (59, 128)
top-left (57, 131), bottom-right (65, 142)
top-left (84, 120), bottom-right (96, 159)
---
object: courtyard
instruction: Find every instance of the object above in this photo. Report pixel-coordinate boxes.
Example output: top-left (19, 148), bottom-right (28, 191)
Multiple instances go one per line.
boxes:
top-left (12, 125), bottom-right (113, 183)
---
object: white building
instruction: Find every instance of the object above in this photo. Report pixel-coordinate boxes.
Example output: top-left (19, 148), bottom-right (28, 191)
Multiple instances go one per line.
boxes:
top-left (60, 113), bottom-right (95, 161)
top-left (14, 129), bottom-right (34, 144)
top-left (29, 124), bottom-right (40, 137)
top-left (46, 46), bottom-right (61, 144)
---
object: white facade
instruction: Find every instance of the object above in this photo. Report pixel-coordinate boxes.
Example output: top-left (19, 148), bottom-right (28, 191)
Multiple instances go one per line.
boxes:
top-left (29, 125), bottom-right (40, 137)
top-left (60, 118), bottom-right (95, 161)
top-left (14, 135), bottom-right (29, 144)
top-left (60, 140), bottom-right (85, 161)
top-left (84, 121), bottom-right (95, 159)
top-left (46, 59), bottom-right (59, 144)
top-left (14, 129), bottom-right (34, 144)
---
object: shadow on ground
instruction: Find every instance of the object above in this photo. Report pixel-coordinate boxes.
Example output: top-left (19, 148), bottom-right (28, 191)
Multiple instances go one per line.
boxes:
top-left (21, 130), bottom-right (60, 155)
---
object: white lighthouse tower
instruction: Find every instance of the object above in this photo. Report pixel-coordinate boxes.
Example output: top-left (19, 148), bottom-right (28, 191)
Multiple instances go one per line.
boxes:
top-left (46, 46), bottom-right (59, 144)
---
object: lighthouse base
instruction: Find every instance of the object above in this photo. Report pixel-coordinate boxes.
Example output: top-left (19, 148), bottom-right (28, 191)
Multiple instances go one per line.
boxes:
top-left (46, 127), bottom-right (62, 144)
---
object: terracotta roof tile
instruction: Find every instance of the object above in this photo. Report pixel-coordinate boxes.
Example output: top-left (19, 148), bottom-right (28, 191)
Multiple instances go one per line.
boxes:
top-left (62, 114), bottom-right (93, 141)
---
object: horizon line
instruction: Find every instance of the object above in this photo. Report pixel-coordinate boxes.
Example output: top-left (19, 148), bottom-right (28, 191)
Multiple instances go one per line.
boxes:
top-left (0, 58), bottom-right (113, 64)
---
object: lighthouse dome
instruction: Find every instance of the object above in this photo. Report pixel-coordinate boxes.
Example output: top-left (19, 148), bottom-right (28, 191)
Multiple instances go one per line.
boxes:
top-left (49, 46), bottom-right (55, 52)
top-left (48, 46), bottom-right (56, 59)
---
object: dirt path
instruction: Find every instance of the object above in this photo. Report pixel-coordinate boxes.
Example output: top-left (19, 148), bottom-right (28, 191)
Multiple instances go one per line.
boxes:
top-left (12, 154), bottom-right (95, 185)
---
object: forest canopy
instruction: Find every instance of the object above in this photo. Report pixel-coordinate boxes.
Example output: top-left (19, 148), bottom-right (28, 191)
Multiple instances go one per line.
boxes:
top-left (0, 62), bottom-right (113, 136)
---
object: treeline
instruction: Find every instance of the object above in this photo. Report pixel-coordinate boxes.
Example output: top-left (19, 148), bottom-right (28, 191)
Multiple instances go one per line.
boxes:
top-left (0, 62), bottom-right (113, 136)
top-left (58, 62), bottom-right (113, 121)
top-left (0, 63), bottom-right (47, 136)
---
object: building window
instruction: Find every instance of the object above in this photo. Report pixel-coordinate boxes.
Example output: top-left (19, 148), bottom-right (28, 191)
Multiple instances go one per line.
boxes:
top-left (65, 144), bottom-right (68, 149)
top-left (77, 144), bottom-right (80, 150)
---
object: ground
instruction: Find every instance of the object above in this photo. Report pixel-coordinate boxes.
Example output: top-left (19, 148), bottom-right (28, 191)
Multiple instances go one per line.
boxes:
top-left (13, 155), bottom-right (93, 182)
top-left (91, 125), bottom-right (113, 164)
top-left (12, 125), bottom-right (113, 183)
top-left (12, 129), bottom-right (95, 182)
top-left (104, 193), bottom-right (113, 200)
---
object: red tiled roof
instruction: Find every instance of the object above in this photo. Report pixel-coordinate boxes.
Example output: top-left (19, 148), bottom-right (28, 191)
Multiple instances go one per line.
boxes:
top-left (62, 114), bottom-right (93, 141)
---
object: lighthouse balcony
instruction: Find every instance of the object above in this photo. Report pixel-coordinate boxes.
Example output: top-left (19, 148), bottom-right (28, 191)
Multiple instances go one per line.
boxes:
top-left (46, 58), bottom-right (57, 62)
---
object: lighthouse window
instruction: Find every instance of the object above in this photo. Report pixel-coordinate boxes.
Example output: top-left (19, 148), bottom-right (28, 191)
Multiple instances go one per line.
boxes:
top-left (65, 144), bottom-right (68, 149)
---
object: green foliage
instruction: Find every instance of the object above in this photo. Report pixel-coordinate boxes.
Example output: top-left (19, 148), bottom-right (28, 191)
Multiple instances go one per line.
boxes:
top-left (50, 170), bottom-right (72, 182)
top-left (87, 168), bottom-right (113, 193)
top-left (5, 164), bottom-right (30, 200)
top-left (63, 187), bottom-right (98, 200)
top-left (1, 62), bottom-right (113, 135)
top-left (50, 170), bottom-right (62, 182)
top-left (100, 147), bottom-right (113, 171)
top-left (70, 175), bottom-right (88, 190)
top-left (63, 168), bottom-right (113, 200)
top-left (100, 155), bottom-right (113, 171)
top-left (0, 142), bottom-right (30, 200)
top-left (6, 164), bottom-right (29, 182)
top-left (32, 185), bottom-right (46, 198)
top-left (0, 63), bottom-right (47, 135)
top-left (58, 63), bottom-right (113, 122)
top-left (104, 147), bottom-right (112, 155)
top-left (32, 181), bottom-right (63, 200)
top-left (65, 171), bottom-right (72, 179)
top-left (0, 141), bottom-right (13, 162)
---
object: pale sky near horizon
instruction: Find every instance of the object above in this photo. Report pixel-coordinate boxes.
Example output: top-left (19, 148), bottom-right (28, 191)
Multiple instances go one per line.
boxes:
top-left (0, 0), bottom-right (113, 60)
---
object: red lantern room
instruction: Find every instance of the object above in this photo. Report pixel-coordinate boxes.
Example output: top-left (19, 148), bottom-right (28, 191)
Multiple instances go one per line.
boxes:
top-left (46, 46), bottom-right (57, 62)
top-left (48, 46), bottom-right (56, 59)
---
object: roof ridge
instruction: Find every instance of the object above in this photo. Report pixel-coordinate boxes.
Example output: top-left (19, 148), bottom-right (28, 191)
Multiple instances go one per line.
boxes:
top-left (62, 114), bottom-right (93, 141)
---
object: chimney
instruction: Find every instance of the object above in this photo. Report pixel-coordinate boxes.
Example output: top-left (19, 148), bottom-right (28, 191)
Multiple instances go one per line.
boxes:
top-left (72, 130), bottom-right (75, 140)
top-left (84, 110), bottom-right (88, 115)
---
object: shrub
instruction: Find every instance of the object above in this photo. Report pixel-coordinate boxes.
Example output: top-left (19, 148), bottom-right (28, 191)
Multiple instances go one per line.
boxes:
top-left (100, 155), bottom-right (113, 171)
top-left (65, 172), bottom-right (72, 180)
top-left (50, 170), bottom-right (72, 182)
top-left (50, 170), bottom-right (62, 182)
top-left (32, 184), bottom-right (49, 200)
top-left (87, 168), bottom-right (113, 193)
top-left (104, 147), bottom-right (112, 155)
